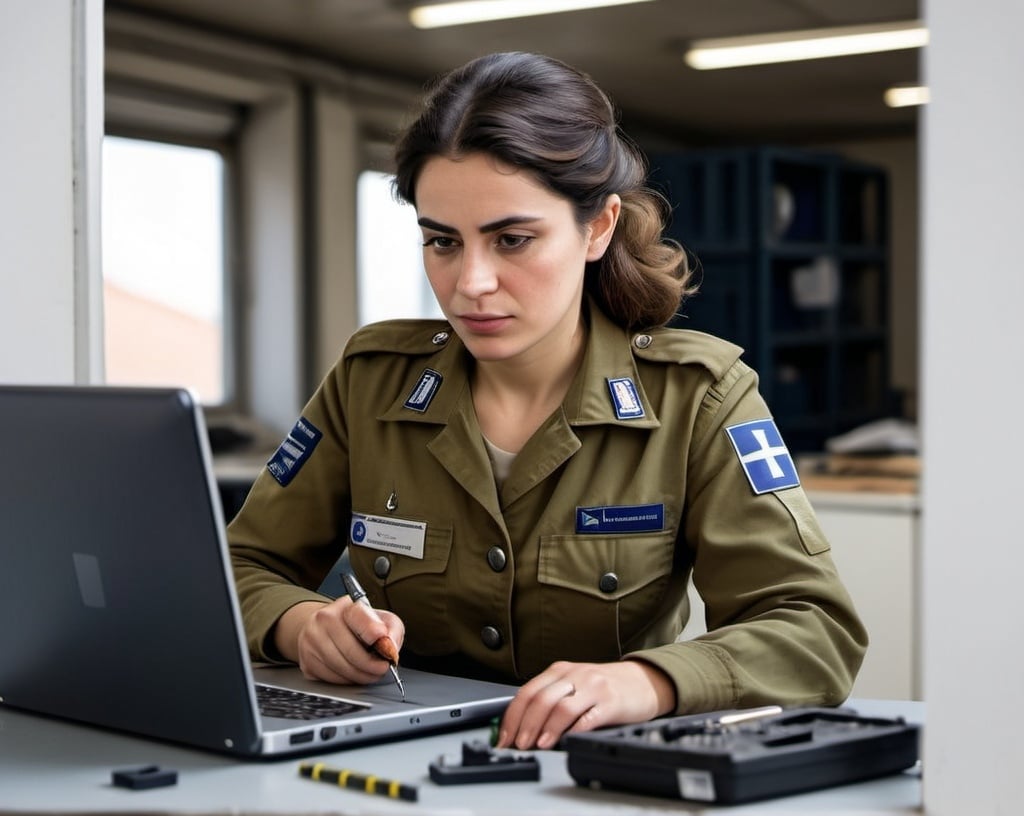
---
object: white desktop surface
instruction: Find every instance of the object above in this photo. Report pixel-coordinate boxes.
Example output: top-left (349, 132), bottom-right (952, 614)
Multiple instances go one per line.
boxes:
top-left (0, 699), bottom-right (922, 815)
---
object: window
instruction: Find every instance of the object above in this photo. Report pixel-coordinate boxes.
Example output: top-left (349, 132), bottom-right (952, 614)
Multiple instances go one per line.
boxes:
top-left (102, 136), bottom-right (228, 403)
top-left (357, 169), bottom-right (441, 325)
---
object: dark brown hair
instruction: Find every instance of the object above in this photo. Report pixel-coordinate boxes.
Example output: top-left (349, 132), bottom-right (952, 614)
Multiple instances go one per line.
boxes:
top-left (393, 51), bottom-right (695, 330)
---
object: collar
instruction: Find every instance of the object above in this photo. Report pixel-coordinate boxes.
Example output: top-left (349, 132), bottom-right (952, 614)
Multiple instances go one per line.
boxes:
top-left (562, 298), bottom-right (661, 429)
top-left (378, 298), bottom-right (660, 430)
top-left (378, 329), bottom-right (470, 424)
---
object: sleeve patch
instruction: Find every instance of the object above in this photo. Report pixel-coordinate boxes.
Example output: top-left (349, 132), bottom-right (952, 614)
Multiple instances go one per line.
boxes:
top-left (266, 417), bottom-right (323, 487)
top-left (725, 418), bottom-right (800, 495)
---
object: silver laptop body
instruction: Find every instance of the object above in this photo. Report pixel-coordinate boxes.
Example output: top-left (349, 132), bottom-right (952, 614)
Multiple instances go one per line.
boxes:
top-left (0, 385), bottom-right (515, 757)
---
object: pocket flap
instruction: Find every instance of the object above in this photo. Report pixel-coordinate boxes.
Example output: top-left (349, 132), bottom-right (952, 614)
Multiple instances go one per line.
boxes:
top-left (538, 532), bottom-right (675, 601)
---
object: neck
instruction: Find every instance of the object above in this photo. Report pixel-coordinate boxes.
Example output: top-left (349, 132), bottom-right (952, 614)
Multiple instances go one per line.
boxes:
top-left (477, 311), bottom-right (585, 397)
top-left (471, 316), bottom-right (586, 453)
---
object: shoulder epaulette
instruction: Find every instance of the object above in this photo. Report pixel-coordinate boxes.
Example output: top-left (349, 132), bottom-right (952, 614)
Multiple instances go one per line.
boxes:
top-left (343, 319), bottom-right (454, 359)
top-left (630, 327), bottom-right (744, 381)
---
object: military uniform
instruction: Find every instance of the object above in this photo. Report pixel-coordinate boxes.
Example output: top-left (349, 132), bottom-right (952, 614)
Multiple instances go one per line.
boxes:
top-left (229, 300), bottom-right (867, 714)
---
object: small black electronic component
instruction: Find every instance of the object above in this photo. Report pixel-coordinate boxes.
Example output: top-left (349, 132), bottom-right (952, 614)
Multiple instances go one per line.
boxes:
top-left (429, 739), bottom-right (540, 784)
top-left (565, 706), bottom-right (920, 804)
top-left (111, 765), bottom-right (178, 790)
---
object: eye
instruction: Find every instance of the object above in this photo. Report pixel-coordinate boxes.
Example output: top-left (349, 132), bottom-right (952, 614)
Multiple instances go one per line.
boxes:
top-left (422, 235), bottom-right (459, 252)
top-left (496, 233), bottom-right (532, 250)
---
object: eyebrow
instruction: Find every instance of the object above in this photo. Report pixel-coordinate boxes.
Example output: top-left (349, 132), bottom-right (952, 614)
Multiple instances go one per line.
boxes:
top-left (417, 215), bottom-right (542, 234)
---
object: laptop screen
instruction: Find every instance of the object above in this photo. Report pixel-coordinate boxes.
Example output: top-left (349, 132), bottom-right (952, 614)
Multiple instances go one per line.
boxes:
top-left (0, 385), bottom-right (515, 757)
top-left (0, 386), bottom-right (265, 753)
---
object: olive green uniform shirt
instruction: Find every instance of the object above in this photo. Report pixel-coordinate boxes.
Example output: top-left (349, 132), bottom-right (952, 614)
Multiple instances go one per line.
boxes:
top-left (229, 302), bottom-right (867, 713)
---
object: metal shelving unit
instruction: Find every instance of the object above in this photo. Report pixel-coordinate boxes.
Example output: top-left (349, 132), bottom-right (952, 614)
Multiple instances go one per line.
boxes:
top-left (650, 147), bottom-right (891, 452)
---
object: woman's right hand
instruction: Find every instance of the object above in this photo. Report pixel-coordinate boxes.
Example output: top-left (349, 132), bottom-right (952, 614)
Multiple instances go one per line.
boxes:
top-left (273, 597), bottom-right (405, 685)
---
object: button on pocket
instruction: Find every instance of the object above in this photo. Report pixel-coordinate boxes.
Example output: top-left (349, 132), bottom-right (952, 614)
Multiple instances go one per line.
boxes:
top-left (598, 572), bottom-right (618, 593)
top-left (537, 533), bottom-right (675, 661)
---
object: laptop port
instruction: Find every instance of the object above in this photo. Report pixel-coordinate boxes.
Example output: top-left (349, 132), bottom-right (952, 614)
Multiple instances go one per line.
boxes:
top-left (289, 730), bottom-right (314, 745)
top-left (320, 726), bottom-right (337, 741)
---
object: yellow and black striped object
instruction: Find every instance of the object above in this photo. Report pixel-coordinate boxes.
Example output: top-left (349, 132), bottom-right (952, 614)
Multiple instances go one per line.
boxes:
top-left (298, 762), bottom-right (418, 802)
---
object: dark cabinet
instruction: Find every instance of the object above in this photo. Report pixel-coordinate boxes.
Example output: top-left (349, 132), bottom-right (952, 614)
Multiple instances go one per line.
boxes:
top-left (649, 147), bottom-right (890, 453)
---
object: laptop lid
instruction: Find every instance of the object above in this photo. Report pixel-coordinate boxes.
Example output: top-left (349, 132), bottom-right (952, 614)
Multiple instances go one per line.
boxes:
top-left (0, 385), bottom-right (515, 757)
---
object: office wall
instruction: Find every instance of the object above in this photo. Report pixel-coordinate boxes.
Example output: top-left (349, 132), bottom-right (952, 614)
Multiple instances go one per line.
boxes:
top-left (921, 0), bottom-right (1024, 812)
top-left (0, 0), bottom-right (104, 384)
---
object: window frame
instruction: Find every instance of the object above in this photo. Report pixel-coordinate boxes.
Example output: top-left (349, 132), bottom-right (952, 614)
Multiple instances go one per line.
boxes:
top-left (104, 8), bottom-right (420, 432)
top-left (100, 127), bottom-right (240, 407)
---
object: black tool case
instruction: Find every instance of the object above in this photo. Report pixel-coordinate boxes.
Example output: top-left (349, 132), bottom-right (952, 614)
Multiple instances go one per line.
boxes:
top-left (564, 707), bottom-right (920, 804)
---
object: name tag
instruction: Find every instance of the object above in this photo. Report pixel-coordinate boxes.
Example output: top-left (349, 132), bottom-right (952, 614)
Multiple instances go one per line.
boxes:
top-left (350, 513), bottom-right (426, 559)
top-left (575, 503), bottom-right (665, 534)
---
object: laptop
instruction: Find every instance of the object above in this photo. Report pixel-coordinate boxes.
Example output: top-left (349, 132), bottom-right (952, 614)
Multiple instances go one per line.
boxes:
top-left (0, 384), bottom-right (516, 757)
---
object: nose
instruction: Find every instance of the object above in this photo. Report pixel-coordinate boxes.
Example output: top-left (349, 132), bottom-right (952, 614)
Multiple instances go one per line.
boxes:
top-left (455, 246), bottom-right (499, 298)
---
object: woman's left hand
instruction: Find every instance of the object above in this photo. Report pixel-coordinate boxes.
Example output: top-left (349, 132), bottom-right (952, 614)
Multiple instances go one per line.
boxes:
top-left (495, 660), bottom-right (677, 750)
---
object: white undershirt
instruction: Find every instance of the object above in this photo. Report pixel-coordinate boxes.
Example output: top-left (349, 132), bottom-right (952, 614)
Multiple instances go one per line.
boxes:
top-left (482, 435), bottom-right (517, 488)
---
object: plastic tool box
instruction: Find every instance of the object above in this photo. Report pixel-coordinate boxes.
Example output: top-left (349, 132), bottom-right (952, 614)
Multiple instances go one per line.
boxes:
top-left (564, 706), bottom-right (920, 804)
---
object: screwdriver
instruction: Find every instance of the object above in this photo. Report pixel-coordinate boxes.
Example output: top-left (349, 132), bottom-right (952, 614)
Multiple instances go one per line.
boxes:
top-left (341, 572), bottom-right (405, 700)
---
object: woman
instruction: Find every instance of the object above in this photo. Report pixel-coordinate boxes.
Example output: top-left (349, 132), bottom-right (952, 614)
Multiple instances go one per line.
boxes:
top-left (229, 51), bottom-right (867, 751)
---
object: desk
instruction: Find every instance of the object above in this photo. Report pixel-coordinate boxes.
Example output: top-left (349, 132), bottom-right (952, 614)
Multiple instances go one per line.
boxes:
top-left (0, 699), bottom-right (922, 815)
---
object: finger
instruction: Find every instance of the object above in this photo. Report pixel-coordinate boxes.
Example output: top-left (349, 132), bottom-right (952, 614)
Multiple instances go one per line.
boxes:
top-left (378, 610), bottom-right (405, 651)
top-left (566, 702), bottom-right (608, 735)
top-left (510, 676), bottom-right (584, 750)
top-left (298, 649), bottom-right (363, 685)
top-left (342, 604), bottom-right (404, 673)
top-left (300, 600), bottom-right (390, 683)
top-left (530, 681), bottom-right (593, 750)
top-left (342, 598), bottom-right (392, 651)
top-left (296, 619), bottom-right (363, 683)
top-left (300, 633), bottom-right (388, 685)
top-left (496, 664), bottom-right (571, 747)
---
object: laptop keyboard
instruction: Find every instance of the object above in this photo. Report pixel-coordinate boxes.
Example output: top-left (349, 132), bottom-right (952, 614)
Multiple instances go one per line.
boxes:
top-left (256, 684), bottom-right (366, 720)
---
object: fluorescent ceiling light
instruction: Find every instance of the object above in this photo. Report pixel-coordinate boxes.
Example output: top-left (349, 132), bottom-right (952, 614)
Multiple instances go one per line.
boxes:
top-left (685, 20), bottom-right (928, 70)
top-left (410, 0), bottom-right (654, 29)
top-left (884, 85), bottom-right (930, 108)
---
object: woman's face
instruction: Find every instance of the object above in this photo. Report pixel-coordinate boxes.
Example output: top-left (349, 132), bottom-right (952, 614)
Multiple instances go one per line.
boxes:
top-left (415, 152), bottom-right (618, 367)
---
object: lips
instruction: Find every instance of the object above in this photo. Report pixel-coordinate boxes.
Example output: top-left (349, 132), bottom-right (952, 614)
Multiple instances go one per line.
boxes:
top-left (458, 313), bottom-right (511, 334)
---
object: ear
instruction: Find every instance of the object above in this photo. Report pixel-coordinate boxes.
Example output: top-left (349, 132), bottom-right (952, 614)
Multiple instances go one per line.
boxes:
top-left (585, 194), bottom-right (621, 262)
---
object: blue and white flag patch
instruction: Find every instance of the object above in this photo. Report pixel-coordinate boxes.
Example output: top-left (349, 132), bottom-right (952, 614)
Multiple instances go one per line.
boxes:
top-left (607, 377), bottom-right (645, 420)
top-left (725, 418), bottom-right (800, 495)
top-left (404, 369), bottom-right (443, 412)
top-left (576, 503), bottom-right (665, 534)
top-left (267, 417), bottom-right (323, 487)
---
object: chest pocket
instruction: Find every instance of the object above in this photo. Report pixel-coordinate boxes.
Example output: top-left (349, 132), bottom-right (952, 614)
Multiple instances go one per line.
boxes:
top-left (537, 532), bottom-right (676, 662)
top-left (348, 524), bottom-right (455, 656)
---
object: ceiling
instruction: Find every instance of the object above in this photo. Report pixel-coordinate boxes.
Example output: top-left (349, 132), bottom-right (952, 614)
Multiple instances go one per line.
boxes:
top-left (106, 0), bottom-right (922, 146)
